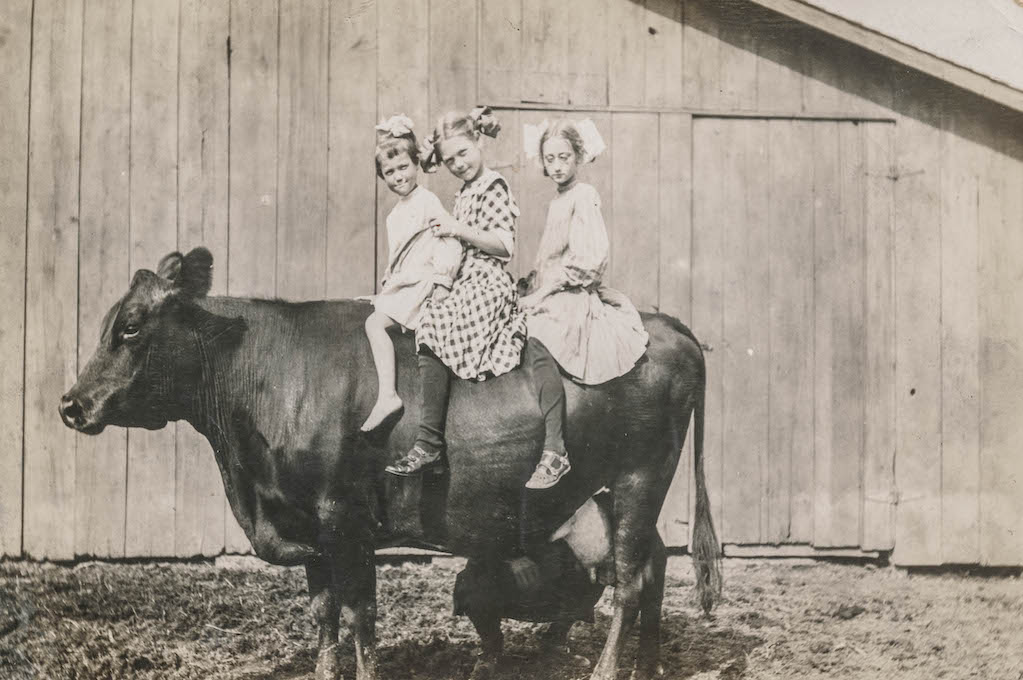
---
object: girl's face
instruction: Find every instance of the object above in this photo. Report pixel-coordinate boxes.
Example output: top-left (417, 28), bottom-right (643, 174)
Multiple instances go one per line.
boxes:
top-left (439, 134), bottom-right (483, 183)
top-left (379, 151), bottom-right (418, 197)
top-left (542, 136), bottom-right (579, 187)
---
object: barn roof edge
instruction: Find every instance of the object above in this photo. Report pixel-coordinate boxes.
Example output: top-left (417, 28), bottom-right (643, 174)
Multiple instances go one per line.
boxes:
top-left (747, 0), bottom-right (1023, 114)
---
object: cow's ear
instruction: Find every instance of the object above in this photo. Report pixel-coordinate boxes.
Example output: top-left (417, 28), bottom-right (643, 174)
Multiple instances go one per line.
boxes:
top-left (157, 251), bottom-right (184, 281)
top-left (158, 247), bottom-right (213, 298)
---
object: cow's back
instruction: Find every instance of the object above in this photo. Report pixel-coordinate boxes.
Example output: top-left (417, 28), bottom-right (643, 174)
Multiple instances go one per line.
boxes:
top-left (198, 296), bottom-right (701, 556)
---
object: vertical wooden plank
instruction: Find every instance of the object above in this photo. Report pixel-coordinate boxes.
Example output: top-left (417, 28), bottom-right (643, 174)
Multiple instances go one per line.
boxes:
top-left (608, 0), bottom-right (645, 107)
top-left (656, 113), bottom-right (692, 548)
top-left (657, 113), bottom-right (692, 323)
top-left (521, 0), bottom-right (564, 104)
top-left (939, 112), bottom-right (981, 563)
top-left (801, 33), bottom-right (847, 113)
top-left (479, 0), bottom-right (522, 103)
top-left (645, 0), bottom-right (684, 109)
top-left (428, 0), bottom-right (478, 206)
top-left (76, 0), bottom-right (131, 558)
top-left (681, 0), bottom-right (719, 109)
top-left (862, 122), bottom-right (896, 551)
top-left (719, 119), bottom-right (769, 544)
top-left (228, 0), bottom-right (278, 300)
top-left (276, 0), bottom-right (328, 301)
top-left (226, 0), bottom-right (278, 553)
top-left (176, 0), bottom-right (230, 557)
top-left (327, 0), bottom-right (378, 298)
top-left (691, 118), bottom-right (725, 533)
top-left (23, 0), bottom-right (83, 560)
top-left (766, 120), bottom-right (814, 545)
top-left (892, 73), bottom-right (943, 565)
top-left (125, 0), bottom-right (179, 558)
top-left (610, 113), bottom-right (659, 311)
top-left (813, 122), bottom-right (866, 548)
top-left (0, 0), bottom-right (32, 557)
top-left (979, 117), bottom-right (1023, 566)
top-left (497, 109), bottom-right (533, 279)
top-left (376, 0), bottom-right (428, 285)
top-left (564, 0), bottom-right (607, 106)
top-left (715, 0), bottom-right (758, 111)
top-left (754, 12), bottom-right (805, 113)
top-left (801, 34), bottom-right (894, 118)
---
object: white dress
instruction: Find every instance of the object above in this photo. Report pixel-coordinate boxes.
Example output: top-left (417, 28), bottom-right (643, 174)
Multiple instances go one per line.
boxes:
top-left (524, 182), bottom-right (648, 385)
top-left (374, 185), bottom-right (463, 330)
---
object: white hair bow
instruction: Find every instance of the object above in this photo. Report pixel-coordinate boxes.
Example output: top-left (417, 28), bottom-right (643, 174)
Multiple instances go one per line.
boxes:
top-left (375, 114), bottom-right (415, 139)
top-left (523, 118), bottom-right (607, 166)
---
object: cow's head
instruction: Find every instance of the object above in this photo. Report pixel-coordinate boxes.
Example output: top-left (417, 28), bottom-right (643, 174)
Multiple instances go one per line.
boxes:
top-left (60, 247), bottom-right (242, 434)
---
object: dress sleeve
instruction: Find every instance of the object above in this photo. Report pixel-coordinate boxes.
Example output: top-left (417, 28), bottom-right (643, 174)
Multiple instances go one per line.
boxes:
top-left (548, 185), bottom-right (609, 291)
top-left (476, 178), bottom-right (518, 262)
top-left (422, 191), bottom-right (463, 288)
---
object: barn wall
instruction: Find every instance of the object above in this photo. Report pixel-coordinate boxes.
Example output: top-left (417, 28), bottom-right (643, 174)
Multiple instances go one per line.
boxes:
top-left (1, 0), bottom-right (1021, 565)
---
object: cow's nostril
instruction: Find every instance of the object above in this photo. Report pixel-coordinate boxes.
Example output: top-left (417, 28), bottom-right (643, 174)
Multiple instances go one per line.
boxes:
top-left (60, 395), bottom-right (83, 422)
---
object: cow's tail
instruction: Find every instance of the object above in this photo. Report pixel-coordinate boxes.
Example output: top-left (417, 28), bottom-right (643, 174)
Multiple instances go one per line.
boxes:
top-left (690, 382), bottom-right (722, 615)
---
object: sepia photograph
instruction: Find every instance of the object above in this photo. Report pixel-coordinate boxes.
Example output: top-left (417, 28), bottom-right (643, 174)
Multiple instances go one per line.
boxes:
top-left (1, 0), bottom-right (1022, 678)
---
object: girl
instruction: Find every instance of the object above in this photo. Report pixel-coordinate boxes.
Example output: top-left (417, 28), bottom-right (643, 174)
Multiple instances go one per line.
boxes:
top-left (385, 107), bottom-right (570, 491)
top-left (362, 115), bottom-right (463, 432)
top-left (519, 118), bottom-right (649, 385)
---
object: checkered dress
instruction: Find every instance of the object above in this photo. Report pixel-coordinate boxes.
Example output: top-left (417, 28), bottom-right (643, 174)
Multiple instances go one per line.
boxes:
top-left (416, 169), bottom-right (527, 380)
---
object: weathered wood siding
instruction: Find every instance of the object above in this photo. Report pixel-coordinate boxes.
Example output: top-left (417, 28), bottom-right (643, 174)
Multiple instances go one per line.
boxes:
top-left (2, 0), bottom-right (1021, 565)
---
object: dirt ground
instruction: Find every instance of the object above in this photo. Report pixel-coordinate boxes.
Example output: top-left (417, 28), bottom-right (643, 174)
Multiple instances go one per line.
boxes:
top-left (1, 555), bottom-right (1021, 680)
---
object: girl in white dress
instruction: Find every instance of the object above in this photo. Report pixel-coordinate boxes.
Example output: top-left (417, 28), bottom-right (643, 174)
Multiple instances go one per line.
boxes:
top-left (520, 118), bottom-right (649, 385)
top-left (362, 115), bottom-right (463, 432)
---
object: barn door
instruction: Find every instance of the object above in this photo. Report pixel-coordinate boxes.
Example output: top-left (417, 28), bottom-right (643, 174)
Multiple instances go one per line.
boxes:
top-left (691, 117), bottom-right (897, 555)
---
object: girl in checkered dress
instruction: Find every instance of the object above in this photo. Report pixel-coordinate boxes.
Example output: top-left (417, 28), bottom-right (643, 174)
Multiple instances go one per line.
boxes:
top-left (386, 108), bottom-right (571, 491)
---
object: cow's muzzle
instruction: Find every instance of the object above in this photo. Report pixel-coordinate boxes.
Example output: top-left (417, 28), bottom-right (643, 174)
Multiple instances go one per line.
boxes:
top-left (59, 393), bottom-right (105, 434)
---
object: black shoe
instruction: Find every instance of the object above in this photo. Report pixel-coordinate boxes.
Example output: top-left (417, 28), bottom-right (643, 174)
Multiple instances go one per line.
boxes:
top-left (385, 445), bottom-right (442, 476)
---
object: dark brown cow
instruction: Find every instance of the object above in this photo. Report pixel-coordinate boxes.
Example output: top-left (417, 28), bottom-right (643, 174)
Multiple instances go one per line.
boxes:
top-left (60, 247), bottom-right (720, 680)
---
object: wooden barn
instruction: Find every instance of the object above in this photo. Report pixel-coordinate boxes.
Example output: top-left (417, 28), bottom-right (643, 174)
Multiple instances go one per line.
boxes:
top-left (1, 0), bottom-right (1022, 567)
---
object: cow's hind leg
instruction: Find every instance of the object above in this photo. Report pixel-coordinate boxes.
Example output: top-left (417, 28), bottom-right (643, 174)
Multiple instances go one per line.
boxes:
top-left (306, 558), bottom-right (342, 680)
top-left (634, 533), bottom-right (667, 680)
top-left (591, 465), bottom-right (670, 680)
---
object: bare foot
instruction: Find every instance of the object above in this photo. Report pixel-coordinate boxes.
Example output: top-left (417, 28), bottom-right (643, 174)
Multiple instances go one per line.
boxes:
top-left (360, 394), bottom-right (403, 431)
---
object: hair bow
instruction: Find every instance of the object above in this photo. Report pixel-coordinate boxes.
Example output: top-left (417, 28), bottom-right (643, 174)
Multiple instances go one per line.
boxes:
top-left (418, 131), bottom-right (442, 174)
top-left (469, 106), bottom-right (501, 138)
top-left (575, 119), bottom-right (606, 162)
top-left (375, 114), bottom-right (415, 139)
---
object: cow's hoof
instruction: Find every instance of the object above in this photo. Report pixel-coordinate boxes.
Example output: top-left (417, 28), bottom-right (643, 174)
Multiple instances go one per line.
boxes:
top-left (468, 655), bottom-right (497, 680)
top-left (629, 663), bottom-right (665, 680)
top-left (315, 645), bottom-right (342, 680)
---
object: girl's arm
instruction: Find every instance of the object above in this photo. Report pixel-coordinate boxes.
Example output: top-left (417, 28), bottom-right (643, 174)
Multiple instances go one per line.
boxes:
top-left (523, 187), bottom-right (608, 304)
top-left (431, 213), bottom-right (510, 258)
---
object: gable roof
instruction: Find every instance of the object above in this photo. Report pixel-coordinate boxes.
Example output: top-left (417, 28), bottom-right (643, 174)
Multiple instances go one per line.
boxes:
top-left (748, 0), bottom-right (1023, 113)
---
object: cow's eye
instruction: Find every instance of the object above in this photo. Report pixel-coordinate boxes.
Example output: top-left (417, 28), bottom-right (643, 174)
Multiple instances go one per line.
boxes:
top-left (122, 324), bottom-right (141, 340)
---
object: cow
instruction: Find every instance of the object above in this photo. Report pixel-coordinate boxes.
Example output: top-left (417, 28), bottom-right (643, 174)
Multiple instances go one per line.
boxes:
top-left (60, 247), bottom-right (720, 680)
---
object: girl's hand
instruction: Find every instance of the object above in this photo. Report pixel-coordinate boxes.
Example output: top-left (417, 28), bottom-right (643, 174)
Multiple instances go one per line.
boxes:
top-left (430, 214), bottom-right (462, 240)
top-left (432, 285), bottom-right (450, 303)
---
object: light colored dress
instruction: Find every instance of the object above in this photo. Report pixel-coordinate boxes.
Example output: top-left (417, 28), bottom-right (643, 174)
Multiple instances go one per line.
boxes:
top-left (416, 168), bottom-right (527, 380)
top-left (374, 185), bottom-right (463, 330)
top-left (524, 182), bottom-right (648, 385)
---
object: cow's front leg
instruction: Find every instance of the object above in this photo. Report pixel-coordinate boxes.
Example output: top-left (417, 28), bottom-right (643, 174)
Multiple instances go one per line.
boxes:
top-left (339, 541), bottom-right (378, 680)
top-left (307, 558), bottom-right (342, 680)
